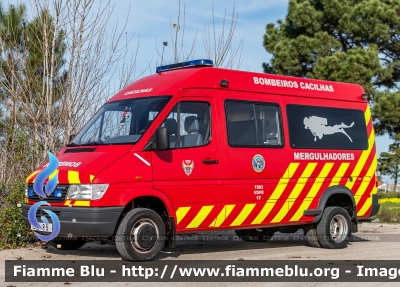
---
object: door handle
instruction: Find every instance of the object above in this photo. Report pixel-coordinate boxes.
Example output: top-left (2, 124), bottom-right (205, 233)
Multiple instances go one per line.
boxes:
top-left (202, 159), bottom-right (219, 165)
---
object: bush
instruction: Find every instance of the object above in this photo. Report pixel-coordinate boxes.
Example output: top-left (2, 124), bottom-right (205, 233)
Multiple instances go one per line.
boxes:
top-left (374, 204), bottom-right (400, 223)
top-left (0, 181), bottom-right (36, 249)
top-left (378, 192), bottom-right (400, 199)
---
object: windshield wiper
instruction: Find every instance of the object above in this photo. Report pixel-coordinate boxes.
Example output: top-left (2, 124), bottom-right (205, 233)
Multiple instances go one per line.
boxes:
top-left (66, 142), bottom-right (78, 147)
top-left (80, 140), bottom-right (103, 146)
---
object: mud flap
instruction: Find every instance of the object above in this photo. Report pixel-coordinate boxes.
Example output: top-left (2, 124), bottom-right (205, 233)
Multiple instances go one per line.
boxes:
top-left (351, 219), bottom-right (358, 233)
top-left (166, 217), bottom-right (176, 248)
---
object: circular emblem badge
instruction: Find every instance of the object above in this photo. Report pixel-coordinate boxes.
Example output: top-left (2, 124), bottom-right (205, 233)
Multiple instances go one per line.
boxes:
top-left (252, 154), bottom-right (265, 172)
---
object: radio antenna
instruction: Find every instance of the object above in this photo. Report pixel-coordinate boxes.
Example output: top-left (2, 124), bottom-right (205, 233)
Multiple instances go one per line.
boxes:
top-left (159, 41), bottom-right (168, 74)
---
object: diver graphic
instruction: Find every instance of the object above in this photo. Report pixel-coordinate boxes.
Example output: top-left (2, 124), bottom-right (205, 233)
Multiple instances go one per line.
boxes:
top-left (303, 116), bottom-right (354, 142)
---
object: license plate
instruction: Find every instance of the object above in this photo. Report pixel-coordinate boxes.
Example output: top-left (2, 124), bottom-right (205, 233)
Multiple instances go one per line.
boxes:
top-left (31, 223), bottom-right (53, 232)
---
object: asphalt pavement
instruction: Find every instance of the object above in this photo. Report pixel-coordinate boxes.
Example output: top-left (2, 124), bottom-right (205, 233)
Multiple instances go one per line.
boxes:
top-left (1, 222), bottom-right (400, 287)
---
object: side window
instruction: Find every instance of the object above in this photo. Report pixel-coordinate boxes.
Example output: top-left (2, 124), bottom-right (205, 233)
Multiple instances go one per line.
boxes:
top-left (287, 104), bottom-right (368, 150)
top-left (160, 101), bottom-right (211, 148)
top-left (225, 100), bottom-right (283, 147)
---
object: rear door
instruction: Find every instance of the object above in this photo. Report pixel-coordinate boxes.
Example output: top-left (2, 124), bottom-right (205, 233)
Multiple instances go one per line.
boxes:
top-left (152, 95), bottom-right (222, 232)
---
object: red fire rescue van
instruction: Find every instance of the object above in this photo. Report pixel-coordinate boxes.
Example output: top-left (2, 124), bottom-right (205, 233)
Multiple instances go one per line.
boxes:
top-left (23, 59), bottom-right (379, 261)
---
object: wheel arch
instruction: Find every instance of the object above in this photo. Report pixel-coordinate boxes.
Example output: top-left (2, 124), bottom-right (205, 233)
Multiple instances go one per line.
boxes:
top-left (313, 185), bottom-right (356, 223)
top-left (114, 189), bottom-right (176, 247)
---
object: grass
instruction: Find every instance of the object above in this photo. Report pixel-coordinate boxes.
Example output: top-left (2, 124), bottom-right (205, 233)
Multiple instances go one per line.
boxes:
top-left (375, 194), bottom-right (400, 223)
top-left (378, 192), bottom-right (400, 199)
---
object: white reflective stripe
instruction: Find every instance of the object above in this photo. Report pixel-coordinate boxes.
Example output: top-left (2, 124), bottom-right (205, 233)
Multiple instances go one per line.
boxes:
top-left (134, 153), bottom-right (150, 166)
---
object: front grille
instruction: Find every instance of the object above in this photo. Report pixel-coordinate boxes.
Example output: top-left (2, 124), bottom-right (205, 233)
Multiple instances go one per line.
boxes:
top-left (36, 209), bottom-right (61, 216)
top-left (27, 184), bottom-right (69, 202)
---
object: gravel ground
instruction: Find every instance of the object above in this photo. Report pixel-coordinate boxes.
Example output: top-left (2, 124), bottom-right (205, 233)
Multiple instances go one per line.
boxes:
top-left (1, 222), bottom-right (400, 287)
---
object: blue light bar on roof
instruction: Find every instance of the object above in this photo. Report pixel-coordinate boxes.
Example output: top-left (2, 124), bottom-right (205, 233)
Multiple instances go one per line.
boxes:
top-left (156, 59), bottom-right (213, 73)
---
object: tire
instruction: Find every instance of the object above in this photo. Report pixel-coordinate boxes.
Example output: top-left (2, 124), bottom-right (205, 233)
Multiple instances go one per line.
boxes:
top-left (235, 228), bottom-right (275, 242)
top-left (115, 208), bottom-right (166, 261)
top-left (49, 238), bottom-right (86, 250)
top-left (303, 224), bottom-right (321, 248)
top-left (317, 206), bottom-right (351, 249)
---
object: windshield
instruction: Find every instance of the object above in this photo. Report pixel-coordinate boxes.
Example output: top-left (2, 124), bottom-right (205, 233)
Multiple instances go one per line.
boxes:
top-left (70, 96), bottom-right (171, 146)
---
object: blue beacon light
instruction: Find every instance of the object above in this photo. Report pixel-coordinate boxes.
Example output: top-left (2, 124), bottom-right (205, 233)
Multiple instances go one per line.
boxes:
top-left (156, 59), bottom-right (213, 73)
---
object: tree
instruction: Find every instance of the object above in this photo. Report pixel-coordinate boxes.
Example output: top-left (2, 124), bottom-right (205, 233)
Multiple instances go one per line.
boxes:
top-left (202, 3), bottom-right (243, 68)
top-left (168, 0), bottom-right (197, 64)
top-left (262, 0), bottom-right (400, 94)
top-left (378, 140), bottom-right (400, 192)
top-left (0, 0), bottom-right (141, 188)
top-left (0, 2), bottom-right (66, 186)
top-left (372, 92), bottom-right (400, 137)
top-left (157, 1), bottom-right (243, 69)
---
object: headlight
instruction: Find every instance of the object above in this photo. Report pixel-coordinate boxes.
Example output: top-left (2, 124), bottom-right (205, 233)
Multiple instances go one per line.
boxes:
top-left (25, 185), bottom-right (28, 197)
top-left (66, 184), bottom-right (109, 200)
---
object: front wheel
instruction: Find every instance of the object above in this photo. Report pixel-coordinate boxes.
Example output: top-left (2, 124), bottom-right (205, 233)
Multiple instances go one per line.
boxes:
top-left (317, 206), bottom-right (351, 249)
top-left (115, 208), bottom-right (166, 261)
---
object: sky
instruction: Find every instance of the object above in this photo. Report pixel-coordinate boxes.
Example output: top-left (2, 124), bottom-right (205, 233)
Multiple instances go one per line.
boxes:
top-left (111, 0), bottom-right (288, 73)
top-left (8, 0), bottom-right (394, 183)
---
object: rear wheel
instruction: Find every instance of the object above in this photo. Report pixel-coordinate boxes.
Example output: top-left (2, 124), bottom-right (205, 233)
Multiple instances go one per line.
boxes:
top-left (115, 208), bottom-right (166, 261)
top-left (303, 224), bottom-right (321, 248)
top-left (235, 228), bottom-right (275, 242)
top-left (317, 206), bottom-right (351, 249)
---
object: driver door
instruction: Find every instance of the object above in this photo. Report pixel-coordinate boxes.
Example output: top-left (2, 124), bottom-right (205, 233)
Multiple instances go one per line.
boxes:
top-left (151, 97), bottom-right (221, 232)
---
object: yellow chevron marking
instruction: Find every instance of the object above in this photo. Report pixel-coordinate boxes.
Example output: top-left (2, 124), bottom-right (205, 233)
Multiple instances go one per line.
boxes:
top-left (187, 206), bottom-right (214, 228)
top-left (358, 186), bottom-right (378, 216)
top-left (251, 200), bottom-right (277, 225)
top-left (68, 170), bottom-right (81, 184)
top-left (49, 169), bottom-right (59, 183)
top-left (346, 119), bottom-right (375, 190)
top-left (357, 197), bottom-right (372, 217)
top-left (355, 154), bottom-right (377, 204)
top-left (26, 171), bottom-right (39, 183)
top-left (355, 106), bottom-right (377, 215)
top-left (64, 200), bottom-right (72, 206)
top-left (290, 163), bottom-right (334, 222)
top-left (365, 105), bottom-right (371, 124)
top-left (252, 163), bottom-right (299, 225)
top-left (288, 162), bottom-right (300, 178)
top-left (364, 105), bottom-right (371, 125)
top-left (329, 163), bottom-right (350, 187)
top-left (90, 175), bottom-right (95, 183)
top-left (210, 205), bottom-right (235, 227)
top-left (231, 204), bottom-right (256, 226)
top-left (176, 207), bottom-right (191, 224)
top-left (271, 162), bottom-right (317, 223)
top-left (73, 201), bottom-right (90, 207)
top-left (358, 185), bottom-right (377, 216)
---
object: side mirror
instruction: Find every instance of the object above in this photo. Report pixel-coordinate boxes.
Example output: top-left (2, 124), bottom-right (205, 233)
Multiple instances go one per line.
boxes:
top-left (155, 127), bottom-right (170, 151)
top-left (69, 134), bottom-right (75, 142)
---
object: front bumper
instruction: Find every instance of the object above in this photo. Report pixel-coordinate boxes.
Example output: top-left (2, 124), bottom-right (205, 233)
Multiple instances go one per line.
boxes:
top-left (22, 204), bottom-right (124, 238)
top-left (369, 194), bottom-right (380, 217)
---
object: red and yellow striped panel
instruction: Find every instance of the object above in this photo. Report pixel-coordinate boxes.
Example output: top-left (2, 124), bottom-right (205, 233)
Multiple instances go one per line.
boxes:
top-left (174, 105), bottom-right (377, 230)
top-left (63, 200), bottom-right (91, 207)
top-left (25, 170), bottom-right (95, 207)
top-left (26, 170), bottom-right (95, 184)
